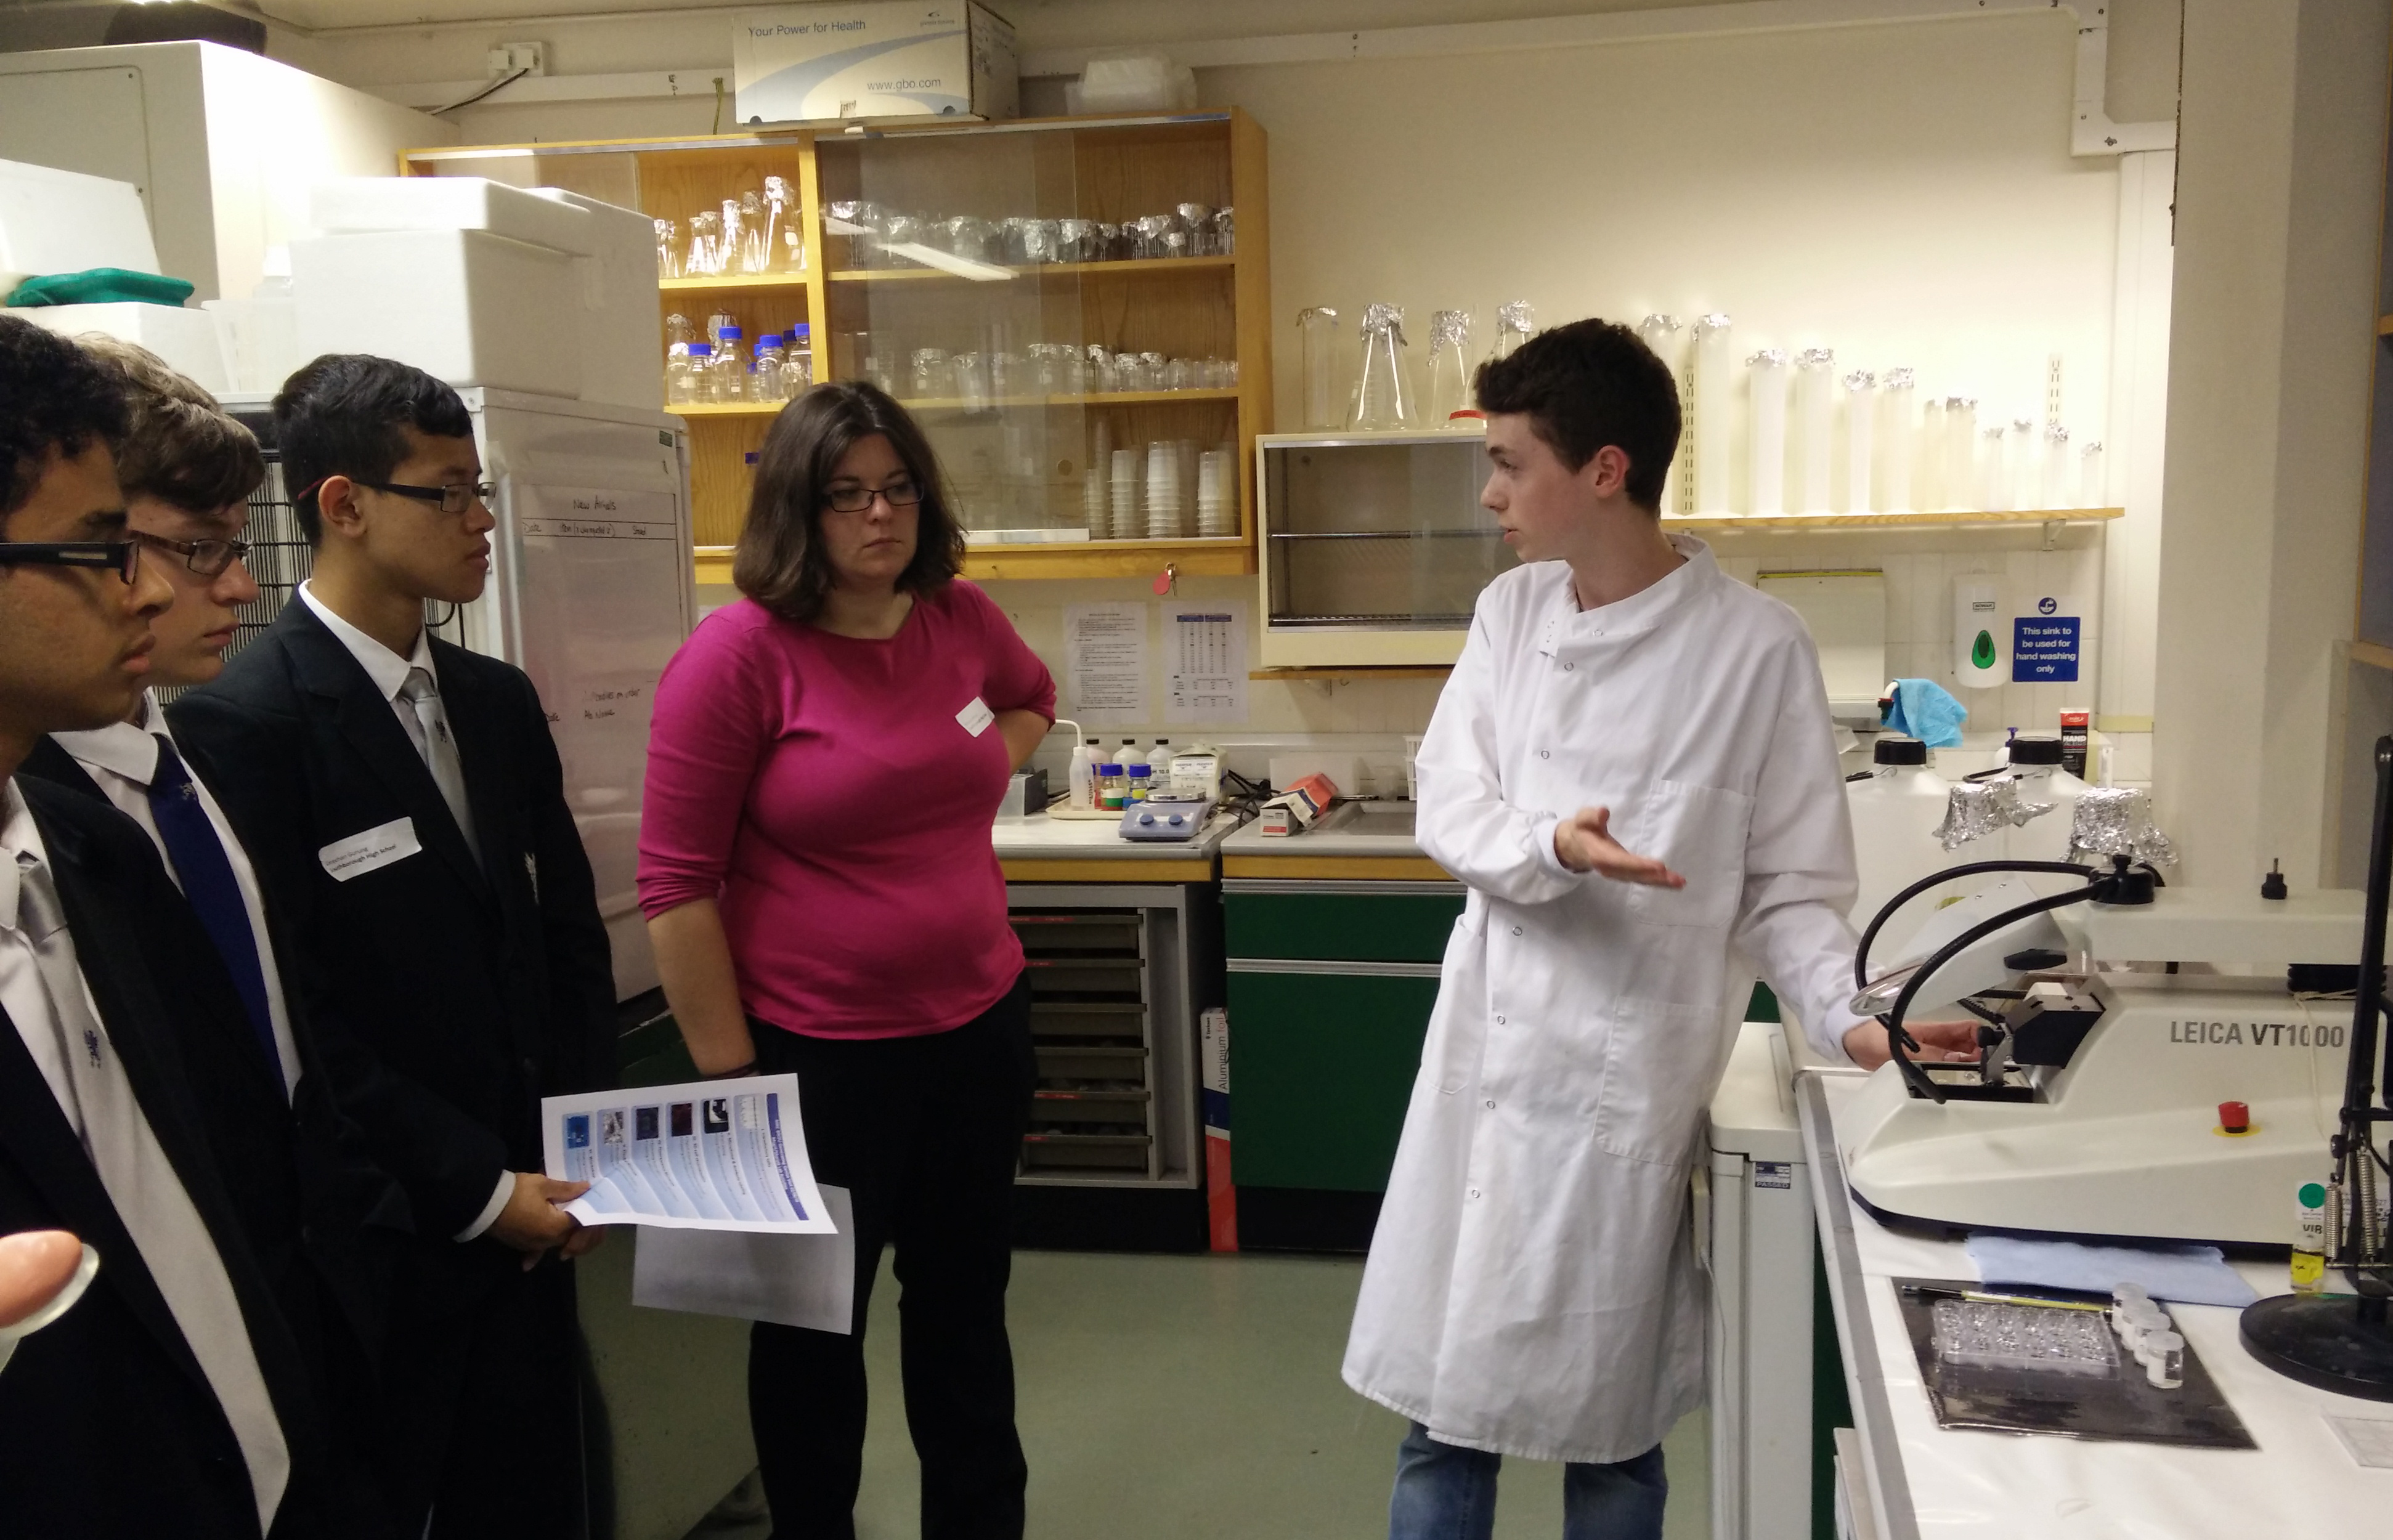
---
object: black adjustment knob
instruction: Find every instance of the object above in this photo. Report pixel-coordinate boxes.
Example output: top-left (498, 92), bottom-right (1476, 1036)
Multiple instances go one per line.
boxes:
top-left (2005, 947), bottom-right (2066, 971)
top-left (2261, 859), bottom-right (2288, 901)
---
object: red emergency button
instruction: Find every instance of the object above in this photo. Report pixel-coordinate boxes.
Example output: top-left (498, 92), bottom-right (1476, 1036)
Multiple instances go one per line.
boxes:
top-left (2218, 1101), bottom-right (2251, 1135)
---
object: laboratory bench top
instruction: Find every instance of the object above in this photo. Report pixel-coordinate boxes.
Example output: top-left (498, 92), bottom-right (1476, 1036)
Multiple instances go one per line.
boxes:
top-left (1798, 1071), bottom-right (2393, 1540)
top-left (993, 806), bottom-right (1242, 883)
top-left (1219, 799), bottom-right (1451, 881)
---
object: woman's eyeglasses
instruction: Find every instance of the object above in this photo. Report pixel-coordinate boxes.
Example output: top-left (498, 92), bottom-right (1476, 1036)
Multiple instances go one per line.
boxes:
top-left (132, 530), bottom-right (250, 578)
top-left (0, 541), bottom-right (142, 584)
top-left (823, 480), bottom-right (922, 513)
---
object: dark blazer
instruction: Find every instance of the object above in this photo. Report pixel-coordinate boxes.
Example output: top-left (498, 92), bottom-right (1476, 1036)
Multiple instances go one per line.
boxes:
top-left (0, 776), bottom-right (339, 1538)
top-left (169, 596), bottom-right (617, 1257)
top-left (18, 737), bottom-right (409, 1388)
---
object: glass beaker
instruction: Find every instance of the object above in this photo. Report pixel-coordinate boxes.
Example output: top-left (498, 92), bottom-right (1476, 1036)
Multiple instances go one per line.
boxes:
top-left (1878, 368), bottom-right (1916, 513)
top-left (1298, 307), bottom-right (1341, 429)
top-left (1794, 349), bottom-right (1834, 514)
top-left (685, 211), bottom-right (722, 277)
top-left (1692, 315), bottom-right (1734, 515)
top-left (1490, 300), bottom-right (1534, 363)
top-left (1351, 303), bottom-right (1413, 431)
top-left (655, 218), bottom-right (681, 280)
top-left (761, 177), bottom-right (797, 272)
top-left (1426, 310), bottom-right (1474, 426)
top-left (1746, 350), bottom-right (1789, 516)
top-left (737, 190), bottom-right (770, 274)
top-left (1842, 371), bottom-right (1876, 514)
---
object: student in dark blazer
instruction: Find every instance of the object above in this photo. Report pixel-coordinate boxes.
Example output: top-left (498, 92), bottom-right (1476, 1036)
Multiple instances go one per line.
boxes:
top-left (0, 313), bottom-right (335, 1536)
top-left (20, 337), bottom-right (412, 1532)
top-left (170, 352), bottom-right (618, 1539)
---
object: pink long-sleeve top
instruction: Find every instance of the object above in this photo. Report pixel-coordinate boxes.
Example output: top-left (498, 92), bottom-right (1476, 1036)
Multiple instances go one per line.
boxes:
top-left (637, 580), bottom-right (1056, 1039)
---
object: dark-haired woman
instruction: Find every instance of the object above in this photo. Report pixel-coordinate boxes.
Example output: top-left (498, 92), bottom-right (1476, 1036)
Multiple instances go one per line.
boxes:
top-left (638, 382), bottom-right (1054, 1538)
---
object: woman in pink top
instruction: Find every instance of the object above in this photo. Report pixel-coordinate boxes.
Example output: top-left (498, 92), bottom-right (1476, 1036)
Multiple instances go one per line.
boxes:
top-left (638, 381), bottom-right (1054, 1539)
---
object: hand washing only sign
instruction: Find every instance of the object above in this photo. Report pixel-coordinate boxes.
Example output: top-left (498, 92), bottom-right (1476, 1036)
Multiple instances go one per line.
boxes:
top-left (2013, 602), bottom-right (2081, 683)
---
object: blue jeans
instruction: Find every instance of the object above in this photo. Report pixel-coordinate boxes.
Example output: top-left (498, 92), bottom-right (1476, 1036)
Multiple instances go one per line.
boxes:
top-left (1388, 1422), bottom-right (1668, 1540)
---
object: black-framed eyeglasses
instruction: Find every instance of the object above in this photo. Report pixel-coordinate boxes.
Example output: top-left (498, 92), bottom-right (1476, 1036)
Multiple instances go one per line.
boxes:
top-left (0, 541), bottom-right (141, 584)
top-left (357, 480), bottom-right (495, 516)
top-left (822, 480), bottom-right (923, 514)
top-left (132, 530), bottom-right (250, 578)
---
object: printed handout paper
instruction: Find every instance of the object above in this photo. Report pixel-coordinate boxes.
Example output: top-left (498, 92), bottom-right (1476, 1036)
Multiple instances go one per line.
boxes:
top-left (633, 1184), bottom-right (857, 1334)
top-left (541, 1074), bottom-right (835, 1234)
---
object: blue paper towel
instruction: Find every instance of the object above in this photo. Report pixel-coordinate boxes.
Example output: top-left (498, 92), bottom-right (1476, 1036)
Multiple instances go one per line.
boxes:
top-left (1881, 678), bottom-right (1968, 749)
top-left (1966, 1234), bottom-right (2259, 1308)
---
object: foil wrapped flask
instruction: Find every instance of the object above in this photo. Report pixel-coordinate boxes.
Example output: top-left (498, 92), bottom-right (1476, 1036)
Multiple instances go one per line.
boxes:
top-left (1351, 303), bottom-right (1413, 430)
top-left (1746, 349), bottom-right (1790, 517)
top-left (1879, 368), bottom-right (1916, 513)
top-left (1843, 371), bottom-right (1877, 514)
top-left (1489, 299), bottom-right (1535, 363)
top-left (1635, 314), bottom-right (1689, 511)
top-left (2041, 424), bottom-right (2073, 511)
top-left (2010, 416), bottom-right (2040, 512)
top-left (2066, 786), bottom-right (2179, 869)
top-left (2080, 439), bottom-right (2107, 508)
top-left (1978, 424), bottom-right (2010, 513)
top-left (1692, 314), bottom-right (1736, 516)
top-left (1297, 307), bottom-right (1341, 431)
top-left (1943, 397), bottom-right (1978, 512)
top-left (1794, 348), bottom-right (1835, 514)
top-left (1932, 776), bottom-right (2055, 854)
top-left (1426, 309), bottom-right (1476, 426)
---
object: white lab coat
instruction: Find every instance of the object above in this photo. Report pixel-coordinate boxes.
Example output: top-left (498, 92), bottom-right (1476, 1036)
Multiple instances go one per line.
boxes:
top-left (1342, 535), bottom-right (1867, 1464)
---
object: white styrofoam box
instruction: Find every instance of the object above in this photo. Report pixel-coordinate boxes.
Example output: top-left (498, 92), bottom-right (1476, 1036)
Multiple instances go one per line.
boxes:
top-left (202, 296), bottom-right (303, 395)
top-left (733, 3), bottom-right (1018, 125)
top-left (0, 158), bottom-right (159, 293)
top-left (292, 230), bottom-right (581, 399)
top-left (526, 187), bottom-right (664, 411)
top-left (308, 177), bottom-right (593, 256)
top-left (18, 302), bottom-right (231, 395)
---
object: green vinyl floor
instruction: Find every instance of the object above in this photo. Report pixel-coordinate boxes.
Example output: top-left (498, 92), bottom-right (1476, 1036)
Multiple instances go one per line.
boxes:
top-left (687, 1248), bottom-right (1709, 1540)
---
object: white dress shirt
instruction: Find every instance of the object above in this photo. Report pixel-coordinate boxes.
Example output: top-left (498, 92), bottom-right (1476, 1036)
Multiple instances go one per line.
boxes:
top-left (0, 778), bottom-right (290, 1528)
top-left (296, 582), bottom-right (513, 1244)
top-left (54, 691), bottom-right (302, 1099)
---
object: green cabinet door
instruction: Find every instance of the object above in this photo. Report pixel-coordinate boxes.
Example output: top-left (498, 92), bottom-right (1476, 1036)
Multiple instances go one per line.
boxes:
top-left (1224, 891), bottom-right (1466, 962)
top-left (1227, 969), bottom-right (1440, 1192)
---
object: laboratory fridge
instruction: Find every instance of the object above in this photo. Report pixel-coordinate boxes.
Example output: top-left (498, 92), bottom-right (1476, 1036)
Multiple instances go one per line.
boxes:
top-left (224, 387), bottom-right (696, 1005)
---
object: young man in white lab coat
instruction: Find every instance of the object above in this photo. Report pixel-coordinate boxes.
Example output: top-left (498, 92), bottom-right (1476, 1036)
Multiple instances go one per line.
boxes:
top-left (1342, 318), bottom-right (1976, 1539)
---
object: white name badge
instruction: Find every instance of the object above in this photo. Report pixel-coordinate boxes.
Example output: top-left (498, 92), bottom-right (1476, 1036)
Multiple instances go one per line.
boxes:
top-left (956, 696), bottom-right (995, 737)
top-left (319, 816), bottom-right (422, 882)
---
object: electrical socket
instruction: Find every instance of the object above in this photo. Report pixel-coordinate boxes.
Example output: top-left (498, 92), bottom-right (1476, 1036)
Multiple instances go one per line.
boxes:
top-left (486, 42), bottom-right (546, 79)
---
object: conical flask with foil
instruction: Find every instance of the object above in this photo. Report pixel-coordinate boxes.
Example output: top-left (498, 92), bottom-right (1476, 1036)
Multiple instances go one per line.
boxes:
top-left (1351, 303), bottom-right (1413, 430)
top-left (1425, 310), bottom-right (1474, 426)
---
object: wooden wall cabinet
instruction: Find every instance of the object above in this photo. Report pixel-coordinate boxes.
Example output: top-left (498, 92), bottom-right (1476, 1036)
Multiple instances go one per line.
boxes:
top-left (402, 111), bottom-right (1271, 586)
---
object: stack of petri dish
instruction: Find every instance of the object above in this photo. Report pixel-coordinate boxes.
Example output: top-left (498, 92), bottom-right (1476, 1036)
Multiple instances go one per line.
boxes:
top-left (1145, 440), bottom-right (1186, 538)
top-left (1111, 449), bottom-right (1142, 538)
top-left (1196, 447), bottom-right (1236, 537)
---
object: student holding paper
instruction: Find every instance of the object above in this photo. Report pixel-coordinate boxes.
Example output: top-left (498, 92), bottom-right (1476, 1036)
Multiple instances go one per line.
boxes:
top-left (639, 381), bottom-right (1055, 1540)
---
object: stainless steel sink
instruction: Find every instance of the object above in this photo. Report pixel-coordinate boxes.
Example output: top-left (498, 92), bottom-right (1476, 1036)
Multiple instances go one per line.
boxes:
top-left (1311, 800), bottom-right (1418, 839)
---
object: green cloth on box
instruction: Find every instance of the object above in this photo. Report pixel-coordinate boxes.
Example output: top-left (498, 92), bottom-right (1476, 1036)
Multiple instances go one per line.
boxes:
top-left (4, 269), bottom-right (195, 309)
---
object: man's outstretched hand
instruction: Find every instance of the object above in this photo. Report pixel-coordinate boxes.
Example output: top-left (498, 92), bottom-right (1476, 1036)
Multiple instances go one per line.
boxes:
top-left (1553, 806), bottom-right (1686, 887)
top-left (1843, 1018), bottom-right (1983, 1071)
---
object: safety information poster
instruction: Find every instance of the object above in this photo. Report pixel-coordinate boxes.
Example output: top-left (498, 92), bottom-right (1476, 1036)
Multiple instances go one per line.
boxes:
top-left (542, 1074), bottom-right (835, 1234)
top-left (1063, 601), bottom-right (1150, 725)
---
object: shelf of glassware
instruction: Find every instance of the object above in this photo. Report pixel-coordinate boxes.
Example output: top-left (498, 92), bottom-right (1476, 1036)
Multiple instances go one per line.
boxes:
top-left (825, 255), bottom-right (1237, 285)
top-left (1662, 507), bottom-right (2124, 532)
top-left (665, 388), bottom-right (1237, 419)
top-left (691, 534), bottom-right (1249, 588)
top-left (660, 273), bottom-right (813, 294)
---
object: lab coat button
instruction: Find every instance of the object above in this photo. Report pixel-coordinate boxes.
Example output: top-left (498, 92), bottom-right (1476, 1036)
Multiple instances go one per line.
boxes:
top-left (1511, 926), bottom-right (1522, 936)
top-left (1538, 749), bottom-right (1550, 760)
top-left (1494, 1015), bottom-right (1506, 1025)
top-left (1468, 1187), bottom-right (1482, 1199)
top-left (1564, 662), bottom-right (1575, 671)
top-left (1484, 1099), bottom-right (1496, 1110)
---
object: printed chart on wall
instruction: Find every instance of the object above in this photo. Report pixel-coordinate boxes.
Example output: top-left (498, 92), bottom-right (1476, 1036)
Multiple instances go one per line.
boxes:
top-left (543, 1074), bottom-right (834, 1234)
top-left (507, 484), bottom-right (685, 924)
top-left (1063, 601), bottom-right (1150, 726)
top-left (1165, 599), bottom-right (1248, 724)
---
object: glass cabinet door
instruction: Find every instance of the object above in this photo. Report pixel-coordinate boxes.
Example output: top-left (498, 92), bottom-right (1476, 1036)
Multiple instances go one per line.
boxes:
top-left (1261, 434), bottom-right (1513, 631)
top-left (815, 118), bottom-right (1241, 545)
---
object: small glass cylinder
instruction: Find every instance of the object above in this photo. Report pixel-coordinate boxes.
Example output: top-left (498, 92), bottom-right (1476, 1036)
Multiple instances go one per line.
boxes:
top-left (1795, 348), bottom-right (1834, 515)
top-left (1879, 368), bottom-right (1916, 514)
top-left (2011, 417), bottom-right (2039, 511)
top-left (1692, 314), bottom-right (1735, 516)
top-left (2041, 424), bottom-right (2072, 510)
top-left (1636, 314), bottom-right (1688, 511)
top-left (1942, 397), bottom-right (1978, 512)
top-left (1489, 300), bottom-right (1534, 363)
top-left (1978, 424), bottom-right (2009, 512)
top-left (1351, 303), bottom-right (1413, 430)
top-left (954, 351), bottom-right (989, 411)
top-left (2080, 440), bottom-right (2107, 508)
top-left (1747, 349), bottom-right (1789, 517)
top-left (1426, 309), bottom-right (1474, 426)
top-left (2140, 1329), bottom-right (2185, 1389)
top-left (1842, 371), bottom-right (1876, 514)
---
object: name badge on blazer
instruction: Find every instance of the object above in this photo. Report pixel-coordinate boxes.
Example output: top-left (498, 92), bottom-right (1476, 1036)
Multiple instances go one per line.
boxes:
top-left (319, 816), bottom-right (422, 881)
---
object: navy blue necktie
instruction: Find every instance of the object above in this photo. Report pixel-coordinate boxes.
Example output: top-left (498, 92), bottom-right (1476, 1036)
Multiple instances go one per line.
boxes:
top-left (147, 734), bottom-right (283, 1090)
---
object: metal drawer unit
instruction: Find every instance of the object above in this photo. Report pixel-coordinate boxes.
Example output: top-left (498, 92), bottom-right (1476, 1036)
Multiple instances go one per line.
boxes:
top-left (1009, 883), bottom-right (1213, 1190)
